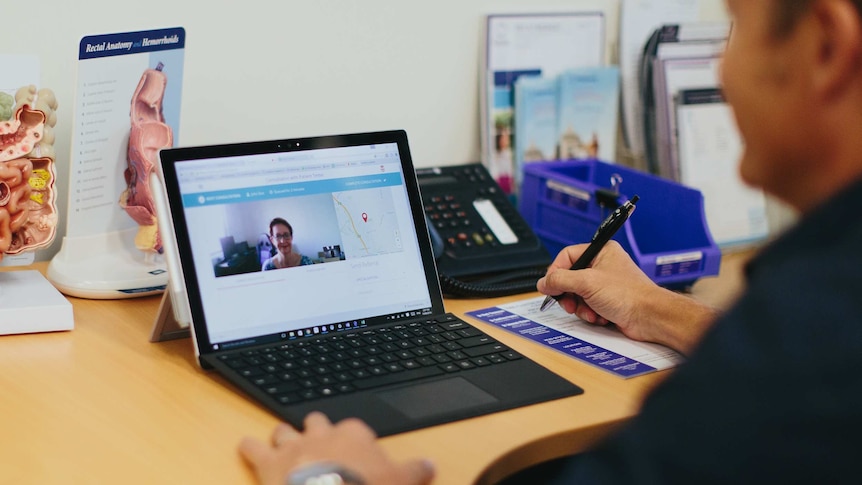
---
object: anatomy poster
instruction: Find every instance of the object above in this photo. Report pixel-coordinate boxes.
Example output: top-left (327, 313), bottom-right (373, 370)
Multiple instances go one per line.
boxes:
top-left (69, 27), bottom-right (185, 244)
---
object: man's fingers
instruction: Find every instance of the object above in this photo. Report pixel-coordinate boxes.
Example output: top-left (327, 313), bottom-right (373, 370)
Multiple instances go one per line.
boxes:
top-left (401, 459), bottom-right (436, 485)
top-left (303, 411), bottom-right (333, 435)
top-left (238, 437), bottom-right (269, 465)
top-left (271, 423), bottom-right (300, 447)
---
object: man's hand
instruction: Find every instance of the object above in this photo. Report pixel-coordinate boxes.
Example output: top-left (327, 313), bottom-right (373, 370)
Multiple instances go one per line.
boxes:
top-left (239, 412), bottom-right (435, 485)
top-left (537, 241), bottom-right (717, 354)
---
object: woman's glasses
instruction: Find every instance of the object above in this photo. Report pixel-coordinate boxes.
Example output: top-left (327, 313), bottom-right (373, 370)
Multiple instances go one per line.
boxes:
top-left (271, 233), bottom-right (292, 242)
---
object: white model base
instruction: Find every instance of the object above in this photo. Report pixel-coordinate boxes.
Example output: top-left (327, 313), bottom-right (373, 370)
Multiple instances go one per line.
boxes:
top-left (47, 229), bottom-right (168, 299)
top-left (0, 270), bottom-right (74, 335)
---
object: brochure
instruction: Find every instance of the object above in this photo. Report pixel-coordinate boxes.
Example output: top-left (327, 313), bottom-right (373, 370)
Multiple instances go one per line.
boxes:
top-left (556, 66), bottom-right (620, 163)
top-left (481, 12), bottom-right (606, 193)
top-left (513, 75), bottom-right (559, 189)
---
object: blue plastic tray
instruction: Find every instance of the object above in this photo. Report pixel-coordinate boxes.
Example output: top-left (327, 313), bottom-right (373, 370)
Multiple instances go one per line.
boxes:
top-left (519, 160), bottom-right (721, 288)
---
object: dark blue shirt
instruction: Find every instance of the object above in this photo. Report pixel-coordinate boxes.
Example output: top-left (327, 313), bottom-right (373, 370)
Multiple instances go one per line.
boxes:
top-left (514, 178), bottom-right (862, 484)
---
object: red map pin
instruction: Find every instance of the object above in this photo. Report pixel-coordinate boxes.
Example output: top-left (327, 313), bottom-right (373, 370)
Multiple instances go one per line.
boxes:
top-left (361, 212), bottom-right (368, 222)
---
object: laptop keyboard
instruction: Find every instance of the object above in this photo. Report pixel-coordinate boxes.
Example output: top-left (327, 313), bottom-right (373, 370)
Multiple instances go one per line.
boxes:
top-left (216, 315), bottom-right (522, 405)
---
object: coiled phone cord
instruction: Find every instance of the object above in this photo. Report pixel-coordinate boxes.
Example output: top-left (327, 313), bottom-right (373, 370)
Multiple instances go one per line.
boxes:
top-left (438, 267), bottom-right (548, 298)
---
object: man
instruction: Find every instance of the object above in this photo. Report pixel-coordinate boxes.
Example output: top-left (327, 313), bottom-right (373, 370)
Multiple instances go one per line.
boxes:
top-left (239, 1), bottom-right (862, 483)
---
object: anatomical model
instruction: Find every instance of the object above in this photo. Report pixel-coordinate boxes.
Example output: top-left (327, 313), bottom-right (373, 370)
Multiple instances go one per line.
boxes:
top-left (0, 85), bottom-right (59, 262)
top-left (119, 63), bottom-right (172, 254)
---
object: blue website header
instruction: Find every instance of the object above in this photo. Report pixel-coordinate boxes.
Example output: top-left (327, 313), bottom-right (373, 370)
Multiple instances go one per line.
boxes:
top-left (79, 27), bottom-right (186, 60)
top-left (181, 172), bottom-right (404, 208)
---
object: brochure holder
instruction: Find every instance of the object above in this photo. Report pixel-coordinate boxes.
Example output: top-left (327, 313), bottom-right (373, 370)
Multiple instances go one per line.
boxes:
top-left (519, 159), bottom-right (721, 289)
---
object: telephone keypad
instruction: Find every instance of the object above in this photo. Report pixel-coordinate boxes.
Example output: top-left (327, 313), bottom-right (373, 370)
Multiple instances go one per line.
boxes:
top-left (419, 165), bottom-right (536, 259)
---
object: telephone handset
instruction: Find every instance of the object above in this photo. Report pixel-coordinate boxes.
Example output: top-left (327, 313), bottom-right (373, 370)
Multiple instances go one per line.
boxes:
top-left (417, 163), bottom-right (551, 298)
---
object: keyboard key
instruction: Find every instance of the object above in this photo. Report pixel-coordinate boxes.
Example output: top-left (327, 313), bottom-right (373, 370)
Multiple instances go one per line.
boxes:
top-left (432, 353), bottom-right (452, 363)
top-left (296, 378), bottom-right (320, 389)
top-left (463, 343), bottom-right (508, 358)
top-left (239, 368), bottom-right (263, 377)
top-left (224, 359), bottom-right (246, 370)
top-left (351, 369), bottom-right (371, 379)
top-left (276, 393), bottom-right (302, 405)
top-left (442, 331), bottom-right (461, 341)
top-left (363, 356), bottom-right (383, 366)
top-left (447, 351), bottom-right (468, 360)
top-left (264, 382), bottom-right (301, 395)
top-left (458, 335), bottom-right (495, 348)
top-left (252, 375), bottom-right (279, 386)
top-left (442, 341), bottom-right (462, 351)
top-left (317, 386), bottom-right (338, 397)
top-left (457, 328), bottom-right (483, 338)
top-left (426, 344), bottom-right (446, 354)
top-left (353, 366), bottom-right (445, 390)
top-left (395, 350), bottom-right (414, 360)
top-left (486, 354), bottom-right (506, 364)
top-left (368, 366), bottom-right (388, 376)
top-left (335, 383), bottom-right (355, 393)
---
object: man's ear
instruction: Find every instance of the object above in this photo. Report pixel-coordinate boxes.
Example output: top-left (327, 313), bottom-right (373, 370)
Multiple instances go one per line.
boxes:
top-left (811, 0), bottom-right (862, 100)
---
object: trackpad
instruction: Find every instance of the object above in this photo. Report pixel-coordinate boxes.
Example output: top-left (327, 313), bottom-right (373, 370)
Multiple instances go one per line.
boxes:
top-left (376, 377), bottom-right (498, 420)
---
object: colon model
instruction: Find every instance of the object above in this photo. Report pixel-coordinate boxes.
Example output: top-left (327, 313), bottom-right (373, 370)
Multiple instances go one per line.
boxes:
top-left (0, 86), bottom-right (59, 261)
top-left (119, 65), bottom-right (173, 254)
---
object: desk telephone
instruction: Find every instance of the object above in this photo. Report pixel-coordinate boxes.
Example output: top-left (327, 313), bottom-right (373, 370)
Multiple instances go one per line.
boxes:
top-left (416, 163), bottom-right (551, 297)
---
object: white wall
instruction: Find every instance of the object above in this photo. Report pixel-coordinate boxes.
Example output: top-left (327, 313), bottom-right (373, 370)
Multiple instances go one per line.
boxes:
top-left (1, 0), bottom-right (727, 261)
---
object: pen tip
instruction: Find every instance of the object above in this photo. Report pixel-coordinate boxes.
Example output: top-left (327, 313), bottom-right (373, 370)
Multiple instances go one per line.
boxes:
top-left (630, 194), bottom-right (640, 204)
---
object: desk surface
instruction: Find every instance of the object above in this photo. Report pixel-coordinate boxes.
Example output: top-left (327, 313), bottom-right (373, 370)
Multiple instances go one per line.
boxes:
top-left (0, 252), bottom-right (750, 484)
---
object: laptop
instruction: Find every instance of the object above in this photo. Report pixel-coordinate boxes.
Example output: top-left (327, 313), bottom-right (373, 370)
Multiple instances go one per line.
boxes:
top-left (155, 130), bottom-right (582, 436)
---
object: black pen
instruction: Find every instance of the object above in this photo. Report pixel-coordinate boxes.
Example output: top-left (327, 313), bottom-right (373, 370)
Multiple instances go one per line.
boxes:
top-left (539, 195), bottom-right (640, 312)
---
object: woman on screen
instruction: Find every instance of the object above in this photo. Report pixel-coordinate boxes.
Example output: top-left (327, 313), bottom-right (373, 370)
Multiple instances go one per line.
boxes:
top-left (262, 217), bottom-right (312, 270)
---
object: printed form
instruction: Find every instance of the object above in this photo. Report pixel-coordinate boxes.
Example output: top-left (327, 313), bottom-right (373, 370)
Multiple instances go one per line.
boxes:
top-left (467, 296), bottom-right (683, 378)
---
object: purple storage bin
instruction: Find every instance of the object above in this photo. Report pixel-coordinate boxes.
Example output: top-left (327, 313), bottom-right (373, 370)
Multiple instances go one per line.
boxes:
top-left (519, 159), bottom-right (721, 288)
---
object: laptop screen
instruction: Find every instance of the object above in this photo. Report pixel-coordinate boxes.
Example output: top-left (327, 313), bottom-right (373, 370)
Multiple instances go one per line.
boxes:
top-left (158, 131), bottom-right (444, 353)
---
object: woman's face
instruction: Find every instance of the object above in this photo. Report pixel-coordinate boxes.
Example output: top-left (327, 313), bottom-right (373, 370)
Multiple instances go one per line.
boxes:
top-left (270, 223), bottom-right (293, 256)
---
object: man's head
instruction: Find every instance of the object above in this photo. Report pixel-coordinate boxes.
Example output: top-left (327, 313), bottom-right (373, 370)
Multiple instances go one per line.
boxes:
top-left (721, 0), bottom-right (862, 212)
top-left (774, 0), bottom-right (862, 36)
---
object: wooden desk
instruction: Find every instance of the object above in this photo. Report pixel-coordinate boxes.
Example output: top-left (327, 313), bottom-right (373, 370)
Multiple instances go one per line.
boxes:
top-left (0, 253), bottom-right (751, 484)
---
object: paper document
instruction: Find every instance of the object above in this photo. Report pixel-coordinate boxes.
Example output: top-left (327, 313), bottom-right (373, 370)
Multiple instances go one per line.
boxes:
top-left (466, 296), bottom-right (684, 378)
top-left (619, 0), bottom-right (701, 158)
top-left (676, 88), bottom-right (769, 247)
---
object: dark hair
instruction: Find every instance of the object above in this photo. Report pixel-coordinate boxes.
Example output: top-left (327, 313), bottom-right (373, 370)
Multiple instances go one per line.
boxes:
top-left (269, 217), bottom-right (293, 236)
top-left (774, 0), bottom-right (862, 36)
